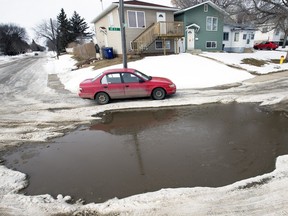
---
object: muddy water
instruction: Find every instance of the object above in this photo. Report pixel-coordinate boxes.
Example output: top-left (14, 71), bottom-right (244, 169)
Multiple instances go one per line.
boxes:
top-left (3, 103), bottom-right (288, 203)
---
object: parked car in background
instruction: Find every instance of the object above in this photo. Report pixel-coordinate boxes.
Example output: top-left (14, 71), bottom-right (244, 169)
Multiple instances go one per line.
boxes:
top-left (78, 68), bottom-right (176, 105)
top-left (253, 41), bottom-right (279, 50)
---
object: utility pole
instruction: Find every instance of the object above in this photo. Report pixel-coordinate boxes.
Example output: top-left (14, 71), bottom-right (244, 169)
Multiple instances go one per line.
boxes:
top-left (119, 0), bottom-right (127, 68)
top-left (50, 18), bottom-right (58, 59)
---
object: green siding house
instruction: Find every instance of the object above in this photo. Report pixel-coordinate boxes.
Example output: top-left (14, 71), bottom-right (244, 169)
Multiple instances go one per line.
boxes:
top-left (174, 1), bottom-right (227, 52)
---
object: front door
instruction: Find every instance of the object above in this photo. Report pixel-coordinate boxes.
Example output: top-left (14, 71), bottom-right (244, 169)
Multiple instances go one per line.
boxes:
top-left (121, 73), bottom-right (148, 98)
top-left (157, 12), bottom-right (166, 35)
top-left (187, 29), bottom-right (195, 50)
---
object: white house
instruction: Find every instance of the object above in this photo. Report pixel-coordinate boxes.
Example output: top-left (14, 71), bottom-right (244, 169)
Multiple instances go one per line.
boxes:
top-left (223, 24), bottom-right (256, 53)
top-left (254, 24), bottom-right (283, 44)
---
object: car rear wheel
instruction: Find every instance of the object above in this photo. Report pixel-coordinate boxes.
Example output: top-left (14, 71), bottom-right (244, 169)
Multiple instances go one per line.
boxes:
top-left (152, 88), bottom-right (166, 100)
top-left (95, 92), bottom-right (110, 105)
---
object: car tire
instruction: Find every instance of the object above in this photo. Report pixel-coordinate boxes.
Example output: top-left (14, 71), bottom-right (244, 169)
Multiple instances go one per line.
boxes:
top-left (152, 88), bottom-right (166, 100)
top-left (95, 92), bottom-right (110, 105)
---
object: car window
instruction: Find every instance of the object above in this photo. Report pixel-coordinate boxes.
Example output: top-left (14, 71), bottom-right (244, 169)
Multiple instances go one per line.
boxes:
top-left (121, 73), bottom-right (140, 83)
top-left (101, 75), bottom-right (108, 84)
top-left (134, 70), bottom-right (151, 81)
top-left (92, 72), bottom-right (104, 82)
top-left (106, 73), bottom-right (122, 84)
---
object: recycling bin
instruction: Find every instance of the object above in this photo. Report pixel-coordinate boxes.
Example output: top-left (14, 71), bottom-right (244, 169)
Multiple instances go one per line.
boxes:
top-left (102, 47), bottom-right (114, 59)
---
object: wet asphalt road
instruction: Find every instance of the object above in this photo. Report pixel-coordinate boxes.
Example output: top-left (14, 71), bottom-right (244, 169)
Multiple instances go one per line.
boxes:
top-left (0, 54), bottom-right (288, 150)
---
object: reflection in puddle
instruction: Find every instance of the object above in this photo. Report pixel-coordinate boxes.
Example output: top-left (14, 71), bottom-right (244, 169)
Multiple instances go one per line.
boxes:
top-left (3, 103), bottom-right (288, 203)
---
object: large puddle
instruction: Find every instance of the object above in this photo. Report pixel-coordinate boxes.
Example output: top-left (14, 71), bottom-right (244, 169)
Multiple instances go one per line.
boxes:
top-left (3, 103), bottom-right (288, 203)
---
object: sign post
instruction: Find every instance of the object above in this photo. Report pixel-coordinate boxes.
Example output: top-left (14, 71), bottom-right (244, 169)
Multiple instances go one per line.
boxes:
top-left (119, 0), bottom-right (127, 68)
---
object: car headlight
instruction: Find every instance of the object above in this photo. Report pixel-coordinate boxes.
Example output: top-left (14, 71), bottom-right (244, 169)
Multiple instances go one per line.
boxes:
top-left (169, 84), bottom-right (175, 88)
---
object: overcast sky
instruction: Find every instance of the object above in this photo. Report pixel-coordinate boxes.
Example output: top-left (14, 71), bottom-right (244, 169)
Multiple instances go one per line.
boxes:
top-left (0, 0), bottom-right (173, 41)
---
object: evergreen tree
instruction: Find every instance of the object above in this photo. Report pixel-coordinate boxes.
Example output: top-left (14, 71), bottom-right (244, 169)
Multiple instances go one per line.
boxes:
top-left (70, 11), bottom-right (90, 41)
top-left (57, 8), bottom-right (72, 52)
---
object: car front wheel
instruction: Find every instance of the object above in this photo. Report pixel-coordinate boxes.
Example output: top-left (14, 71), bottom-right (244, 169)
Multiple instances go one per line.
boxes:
top-left (95, 92), bottom-right (110, 105)
top-left (152, 88), bottom-right (166, 100)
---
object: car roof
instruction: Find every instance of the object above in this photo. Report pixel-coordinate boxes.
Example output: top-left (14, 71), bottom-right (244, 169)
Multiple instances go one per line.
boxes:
top-left (103, 68), bottom-right (136, 74)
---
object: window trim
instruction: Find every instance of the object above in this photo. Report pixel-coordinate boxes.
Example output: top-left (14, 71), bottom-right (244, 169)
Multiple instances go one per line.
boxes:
top-left (206, 41), bottom-right (217, 49)
top-left (234, 32), bottom-right (240, 42)
top-left (223, 32), bottom-right (229, 41)
top-left (127, 10), bottom-right (146, 28)
top-left (155, 40), bottom-right (171, 50)
top-left (204, 4), bottom-right (208, 12)
top-left (243, 34), bottom-right (247, 40)
top-left (108, 13), bottom-right (114, 26)
top-left (206, 16), bottom-right (218, 31)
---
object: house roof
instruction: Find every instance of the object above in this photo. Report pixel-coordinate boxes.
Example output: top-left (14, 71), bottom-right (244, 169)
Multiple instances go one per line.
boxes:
top-left (174, 0), bottom-right (228, 16)
top-left (119, 0), bottom-right (176, 9)
top-left (91, 0), bottom-right (179, 23)
top-left (224, 23), bottom-right (257, 31)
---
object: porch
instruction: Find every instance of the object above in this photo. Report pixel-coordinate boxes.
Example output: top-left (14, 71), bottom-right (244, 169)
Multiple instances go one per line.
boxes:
top-left (131, 21), bottom-right (184, 54)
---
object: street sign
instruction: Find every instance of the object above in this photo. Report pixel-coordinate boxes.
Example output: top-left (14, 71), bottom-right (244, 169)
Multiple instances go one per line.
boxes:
top-left (109, 27), bottom-right (121, 31)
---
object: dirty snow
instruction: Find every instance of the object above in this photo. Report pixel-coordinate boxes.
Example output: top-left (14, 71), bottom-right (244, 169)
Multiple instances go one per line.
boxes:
top-left (1, 49), bottom-right (288, 215)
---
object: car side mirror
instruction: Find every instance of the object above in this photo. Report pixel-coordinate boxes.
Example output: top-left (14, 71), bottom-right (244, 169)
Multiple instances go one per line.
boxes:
top-left (139, 79), bottom-right (145, 83)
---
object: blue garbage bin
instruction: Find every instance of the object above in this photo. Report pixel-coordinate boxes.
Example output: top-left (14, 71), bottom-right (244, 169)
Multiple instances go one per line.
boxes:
top-left (102, 47), bottom-right (114, 59)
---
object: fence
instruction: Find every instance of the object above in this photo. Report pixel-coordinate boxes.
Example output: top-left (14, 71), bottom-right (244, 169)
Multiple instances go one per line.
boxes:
top-left (73, 42), bottom-right (96, 60)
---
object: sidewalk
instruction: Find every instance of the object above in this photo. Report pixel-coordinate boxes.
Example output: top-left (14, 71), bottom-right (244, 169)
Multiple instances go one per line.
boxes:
top-left (244, 70), bottom-right (288, 83)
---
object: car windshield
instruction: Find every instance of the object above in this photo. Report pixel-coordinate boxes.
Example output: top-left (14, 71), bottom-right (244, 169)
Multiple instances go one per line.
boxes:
top-left (134, 70), bottom-right (152, 81)
top-left (92, 72), bottom-right (104, 82)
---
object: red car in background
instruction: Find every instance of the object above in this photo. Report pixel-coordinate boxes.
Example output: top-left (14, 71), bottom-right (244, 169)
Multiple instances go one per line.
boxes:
top-left (253, 41), bottom-right (279, 50)
top-left (78, 68), bottom-right (176, 104)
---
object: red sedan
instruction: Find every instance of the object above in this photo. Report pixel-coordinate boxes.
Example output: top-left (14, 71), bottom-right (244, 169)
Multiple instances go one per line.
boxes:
top-left (253, 41), bottom-right (279, 50)
top-left (78, 68), bottom-right (176, 104)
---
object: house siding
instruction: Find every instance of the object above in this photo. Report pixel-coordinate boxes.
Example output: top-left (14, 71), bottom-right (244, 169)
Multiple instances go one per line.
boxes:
top-left (125, 7), bottom-right (175, 54)
top-left (223, 25), bottom-right (255, 53)
top-left (94, 5), bottom-right (177, 55)
top-left (175, 4), bottom-right (224, 51)
top-left (94, 8), bottom-right (122, 56)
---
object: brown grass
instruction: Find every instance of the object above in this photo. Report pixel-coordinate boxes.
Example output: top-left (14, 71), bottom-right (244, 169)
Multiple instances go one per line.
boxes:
top-left (241, 58), bottom-right (267, 67)
top-left (77, 56), bottom-right (143, 70)
top-left (241, 58), bottom-right (286, 67)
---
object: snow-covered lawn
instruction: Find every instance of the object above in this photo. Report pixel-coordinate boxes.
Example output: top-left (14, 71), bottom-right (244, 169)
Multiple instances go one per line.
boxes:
top-left (1, 49), bottom-right (288, 215)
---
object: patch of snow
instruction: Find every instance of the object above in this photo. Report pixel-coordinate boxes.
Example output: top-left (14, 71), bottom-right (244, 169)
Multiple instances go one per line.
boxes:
top-left (1, 49), bottom-right (288, 215)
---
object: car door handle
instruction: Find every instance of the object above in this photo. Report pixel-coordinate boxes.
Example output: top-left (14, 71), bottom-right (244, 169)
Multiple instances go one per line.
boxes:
top-left (125, 85), bottom-right (129, 87)
top-left (104, 86), bottom-right (108, 88)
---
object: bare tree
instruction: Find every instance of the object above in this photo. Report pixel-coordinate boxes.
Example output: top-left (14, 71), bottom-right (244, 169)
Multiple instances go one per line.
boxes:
top-left (0, 23), bottom-right (30, 55)
top-left (247, 0), bottom-right (288, 59)
top-left (33, 19), bottom-right (59, 56)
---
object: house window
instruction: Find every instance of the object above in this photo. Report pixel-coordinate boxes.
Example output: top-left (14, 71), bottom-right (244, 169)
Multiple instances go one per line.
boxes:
top-left (155, 40), bottom-right (171, 50)
top-left (204, 4), bottom-right (208, 12)
top-left (206, 17), bottom-right (218, 31)
top-left (127, 10), bottom-right (146, 28)
top-left (250, 33), bottom-right (255, 40)
top-left (206, 41), bottom-right (217, 48)
top-left (275, 29), bottom-right (280, 35)
top-left (108, 13), bottom-right (114, 26)
top-left (243, 34), bottom-right (247, 40)
top-left (234, 32), bottom-right (240, 42)
top-left (223, 32), bottom-right (229, 41)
